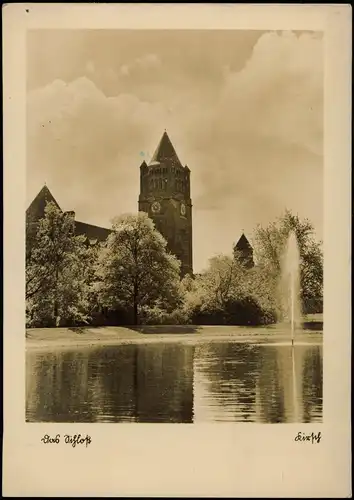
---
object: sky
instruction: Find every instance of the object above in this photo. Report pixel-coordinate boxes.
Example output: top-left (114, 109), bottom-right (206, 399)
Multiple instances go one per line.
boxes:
top-left (27, 29), bottom-right (323, 272)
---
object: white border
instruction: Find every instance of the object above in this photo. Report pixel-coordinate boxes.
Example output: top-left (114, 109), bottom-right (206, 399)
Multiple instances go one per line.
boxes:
top-left (3, 4), bottom-right (352, 497)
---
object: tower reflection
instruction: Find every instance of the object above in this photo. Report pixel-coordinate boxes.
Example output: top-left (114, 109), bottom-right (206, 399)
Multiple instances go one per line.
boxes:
top-left (193, 343), bottom-right (259, 422)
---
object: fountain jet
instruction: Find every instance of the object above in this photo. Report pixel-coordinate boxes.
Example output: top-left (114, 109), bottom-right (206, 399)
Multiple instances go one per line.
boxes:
top-left (281, 231), bottom-right (301, 345)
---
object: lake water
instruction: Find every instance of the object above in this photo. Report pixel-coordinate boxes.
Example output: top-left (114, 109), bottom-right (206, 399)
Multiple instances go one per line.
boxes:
top-left (26, 338), bottom-right (323, 423)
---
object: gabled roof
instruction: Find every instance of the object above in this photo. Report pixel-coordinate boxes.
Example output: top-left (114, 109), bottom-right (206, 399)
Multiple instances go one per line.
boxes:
top-left (149, 131), bottom-right (182, 166)
top-left (235, 233), bottom-right (253, 252)
top-left (26, 185), bottom-right (111, 243)
top-left (26, 185), bottom-right (62, 220)
top-left (75, 220), bottom-right (112, 242)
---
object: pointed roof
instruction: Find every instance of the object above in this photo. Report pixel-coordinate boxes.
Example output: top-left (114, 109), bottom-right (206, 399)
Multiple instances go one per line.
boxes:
top-left (235, 233), bottom-right (253, 252)
top-left (149, 131), bottom-right (182, 166)
top-left (26, 185), bottom-right (62, 220)
top-left (26, 185), bottom-right (112, 243)
top-left (75, 220), bottom-right (112, 242)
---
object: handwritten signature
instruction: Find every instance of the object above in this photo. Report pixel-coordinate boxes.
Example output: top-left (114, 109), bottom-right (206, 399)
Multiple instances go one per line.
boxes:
top-left (294, 431), bottom-right (321, 444)
top-left (41, 434), bottom-right (91, 448)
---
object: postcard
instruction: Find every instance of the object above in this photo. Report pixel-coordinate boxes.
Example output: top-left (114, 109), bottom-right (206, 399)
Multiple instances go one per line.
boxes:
top-left (2, 3), bottom-right (351, 497)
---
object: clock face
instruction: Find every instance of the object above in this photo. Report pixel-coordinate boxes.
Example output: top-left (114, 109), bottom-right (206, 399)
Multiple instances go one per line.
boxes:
top-left (151, 201), bottom-right (161, 214)
top-left (180, 203), bottom-right (186, 216)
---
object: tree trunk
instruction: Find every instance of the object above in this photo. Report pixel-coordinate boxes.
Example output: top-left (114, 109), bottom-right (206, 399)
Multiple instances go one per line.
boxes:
top-left (54, 265), bottom-right (59, 325)
top-left (133, 280), bottom-right (139, 325)
top-left (133, 299), bottom-right (138, 325)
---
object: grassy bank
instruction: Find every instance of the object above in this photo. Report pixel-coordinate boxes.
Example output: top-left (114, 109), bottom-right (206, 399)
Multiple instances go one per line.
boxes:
top-left (26, 316), bottom-right (323, 352)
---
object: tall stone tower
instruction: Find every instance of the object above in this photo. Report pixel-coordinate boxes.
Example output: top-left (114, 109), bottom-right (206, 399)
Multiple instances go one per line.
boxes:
top-left (138, 131), bottom-right (193, 277)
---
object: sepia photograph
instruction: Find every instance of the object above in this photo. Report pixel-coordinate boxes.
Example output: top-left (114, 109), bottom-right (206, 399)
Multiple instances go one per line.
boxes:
top-left (25, 28), bottom-right (324, 424)
top-left (3, 4), bottom-right (352, 498)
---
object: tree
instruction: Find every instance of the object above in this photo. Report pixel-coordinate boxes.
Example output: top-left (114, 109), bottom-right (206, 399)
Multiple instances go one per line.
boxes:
top-left (197, 255), bottom-right (246, 312)
top-left (95, 212), bottom-right (181, 325)
top-left (180, 253), bottom-right (274, 325)
top-left (26, 202), bottom-right (92, 327)
top-left (253, 209), bottom-right (323, 315)
top-left (180, 255), bottom-right (238, 322)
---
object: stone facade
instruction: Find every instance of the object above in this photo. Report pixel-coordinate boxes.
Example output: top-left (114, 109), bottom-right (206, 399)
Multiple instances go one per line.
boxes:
top-left (138, 131), bottom-right (193, 277)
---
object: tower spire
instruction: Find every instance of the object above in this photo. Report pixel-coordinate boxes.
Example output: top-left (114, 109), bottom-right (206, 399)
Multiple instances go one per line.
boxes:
top-left (149, 130), bottom-right (181, 165)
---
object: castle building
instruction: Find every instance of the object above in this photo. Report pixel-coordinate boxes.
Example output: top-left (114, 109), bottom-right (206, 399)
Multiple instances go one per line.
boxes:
top-left (26, 131), bottom-right (194, 277)
top-left (234, 233), bottom-right (255, 269)
top-left (138, 131), bottom-right (193, 277)
top-left (26, 185), bottom-right (111, 245)
top-left (27, 134), bottom-right (259, 279)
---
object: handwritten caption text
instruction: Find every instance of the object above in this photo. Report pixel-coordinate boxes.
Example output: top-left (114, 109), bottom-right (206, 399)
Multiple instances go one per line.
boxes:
top-left (41, 434), bottom-right (92, 448)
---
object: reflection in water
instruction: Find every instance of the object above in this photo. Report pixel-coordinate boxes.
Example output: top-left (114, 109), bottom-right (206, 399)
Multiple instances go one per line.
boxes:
top-left (193, 344), bottom-right (259, 422)
top-left (26, 344), bottom-right (194, 423)
top-left (302, 346), bottom-right (323, 423)
top-left (26, 342), bottom-right (323, 423)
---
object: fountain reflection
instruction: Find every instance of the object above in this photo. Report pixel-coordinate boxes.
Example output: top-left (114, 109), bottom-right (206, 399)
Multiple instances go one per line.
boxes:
top-left (192, 342), bottom-right (322, 423)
